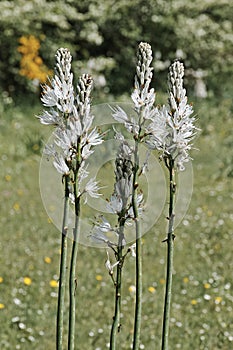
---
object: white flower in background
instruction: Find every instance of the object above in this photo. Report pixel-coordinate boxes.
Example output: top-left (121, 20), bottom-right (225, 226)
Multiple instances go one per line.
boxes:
top-left (148, 60), bottom-right (196, 171)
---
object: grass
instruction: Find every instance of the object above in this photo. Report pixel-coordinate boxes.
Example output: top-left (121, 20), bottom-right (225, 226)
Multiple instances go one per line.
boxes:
top-left (0, 94), bottom-right (233, 349)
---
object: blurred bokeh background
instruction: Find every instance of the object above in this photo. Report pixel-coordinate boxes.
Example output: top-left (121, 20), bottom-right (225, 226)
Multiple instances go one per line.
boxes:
top-left (0, 0), bottom-right (232, 100)
top-left (0, 1), bottom-right (233, 349)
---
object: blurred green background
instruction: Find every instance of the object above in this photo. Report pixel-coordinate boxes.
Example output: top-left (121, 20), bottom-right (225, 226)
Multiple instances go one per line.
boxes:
top-left (0, 0), bottom-right (233, 349)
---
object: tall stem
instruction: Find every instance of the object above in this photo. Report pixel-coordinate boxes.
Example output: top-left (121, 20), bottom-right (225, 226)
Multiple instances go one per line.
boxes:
top-left (132, 140), bottom-right (142, 350)
top-left (110, 224), bottom-right (125, 350)
top-left (161, 159), bottom-right (175, 350)
top-left (68, 198), bottom-right (80, 350)
top-left (56, 176), bottom-right (69, 350)
top-left (68, 149), bottom-right (81, 350)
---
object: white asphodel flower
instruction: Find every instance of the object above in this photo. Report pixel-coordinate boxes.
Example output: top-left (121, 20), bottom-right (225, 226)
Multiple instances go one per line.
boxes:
top-left (111, 43), bottom-right (155, 138)
top-left (131, 42), bottom-right (155, 117)
top-left (105, 251), bottom-right (119, 275)
top-left (82, 178), bottom-right (102, 200)
top-left (128, 243), bottom-right (136, 257)
top-left (39, 48), bottom-right (103, 203)
top-left (41, 85), bottom-right (58, 108)
top-left (148, 60), bottom-right (196, 171)
top-left (53, 153), bottom-right (70, 175)
top-left (37, 109), bottom-right (61, 126)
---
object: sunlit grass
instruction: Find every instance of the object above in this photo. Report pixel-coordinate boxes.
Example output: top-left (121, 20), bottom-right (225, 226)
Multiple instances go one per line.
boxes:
top-left (0, 96), bottom-right (232, 349)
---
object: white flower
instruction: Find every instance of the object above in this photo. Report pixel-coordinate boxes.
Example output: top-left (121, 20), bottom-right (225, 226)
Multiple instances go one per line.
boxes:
top-left (105, 251), bottom-right (119, 275)
top-left (53, 153), bottom-right (70, 175)
top-left (128, 243), bottom-right (136, 257)
top-left (148, 60), bottom-right (196, 170)
top-left (106, 194), bottom-right (123, 214)
top-left (41, 85), bottom-right (58, 108)
top-left (83, 178), bottom-right (101, 199)
top-left (131, 42), bottom-right (155, 119)
top-left (37, 109), bottom-right (61, 126)
top-left (111, 106), bottom-right (139, 135)
top-left (82, 127), bottom-right (103, 147)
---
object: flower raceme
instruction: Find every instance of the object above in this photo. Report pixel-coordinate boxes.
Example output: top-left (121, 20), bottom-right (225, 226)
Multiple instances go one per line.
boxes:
top-left (111, 42), bottom-right (156, 139)
top-left (38, 48), bottom-right (103, 199)
top-left (147, 60), bottom-right (196, 171)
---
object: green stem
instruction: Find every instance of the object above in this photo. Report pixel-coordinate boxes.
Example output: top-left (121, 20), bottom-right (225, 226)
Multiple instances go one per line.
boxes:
top-left (68, 198), bottom-right (80, 350)
top-left (132, 140), bottom-right (142, 350)
top-left (109, 224), bottom-right (125, 350)
top-left (68, 149), bottom-right (81, 350)
top-left (56, 175), bottom-right (69, 350)
top-left (161, 159), bottom-right (175, 350)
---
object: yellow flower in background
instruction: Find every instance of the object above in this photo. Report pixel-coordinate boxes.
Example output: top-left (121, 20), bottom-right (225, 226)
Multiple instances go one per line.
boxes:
top-left (129, 285), bottom-right (136, 293)
top-left (0, 277), bottom-right (3, 283)
top-left (159, 278), bottom-right (165, 285)
top-left (44, 257), bottom-right (52, 264)
top-left (5, 175), bottom-right (11, 182)
top-left (95, 275), bottom-right (103, 281)
top-left (17, 35), bottom-right (52, 84)
top-left (23, 277), bottom-right (32, 286)
top-left (50, 280), bottom-right (58, 287)
top-left (0, 303), bottom-right (5, 309)
top-left (191, 299), bottom-right (197, 305)
top-left (148, 286), bottom-right (156, 294)
top-left (183, 277), bottom-right (189, 284)
top-left (204, 283), bottom-right (211, 289)
top-left (32, 143), bottom-right (40, 151)
top-left (13, 203), bottom-right (20, 212)
top-left (215, 296), bottom-right (222, 304)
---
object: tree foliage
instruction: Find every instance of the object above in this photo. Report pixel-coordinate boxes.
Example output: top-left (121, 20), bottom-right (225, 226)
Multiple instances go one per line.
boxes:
top-left (0, 0), bottom-right (232, 98)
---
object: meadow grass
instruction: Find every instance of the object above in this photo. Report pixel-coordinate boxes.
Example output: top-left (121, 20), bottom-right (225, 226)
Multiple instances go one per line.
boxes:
top-left (0, 96), bottom-right (232, 349)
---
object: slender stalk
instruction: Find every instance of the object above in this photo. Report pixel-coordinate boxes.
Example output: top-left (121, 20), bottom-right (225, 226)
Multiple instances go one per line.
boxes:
top-left (132, 140), bottom-right (142, 350)
top-left (110, 224), bottom-right (125, 350)
top-left (56, 175), bottom-right (69, 350)
top-left (68, 148), bottom-right (81, 350)
top-left (68, 196), bottom-right (80, 350)
top-left (161, 158), bottom-right (176, 350)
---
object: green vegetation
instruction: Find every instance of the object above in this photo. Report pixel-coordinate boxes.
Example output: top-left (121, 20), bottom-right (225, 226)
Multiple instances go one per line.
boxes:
top-left (0, 94), bottom-right (232, 349)
top-left (0, 0), bottom-right (232, 98)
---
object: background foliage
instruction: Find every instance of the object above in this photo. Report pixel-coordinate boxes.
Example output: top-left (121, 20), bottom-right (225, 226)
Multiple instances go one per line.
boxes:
top-left (0, 0), bottom-right (232, 98)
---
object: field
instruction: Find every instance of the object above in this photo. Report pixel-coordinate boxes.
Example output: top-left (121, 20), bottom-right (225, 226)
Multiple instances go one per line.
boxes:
top-left (0, 95), bottom-right (233, 349)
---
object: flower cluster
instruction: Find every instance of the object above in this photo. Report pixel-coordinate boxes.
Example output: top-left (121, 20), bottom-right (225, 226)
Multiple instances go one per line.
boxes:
top-left (91, 141), bottom-right (143, 247)
top-left (111, 42), bottom-right (156, 138)
top-left (18, 35), bottom-right (52, 84)
top-left (148, 60), bottom-right (196, 170)
top-left (38, 48), bottom-right (103, 200)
